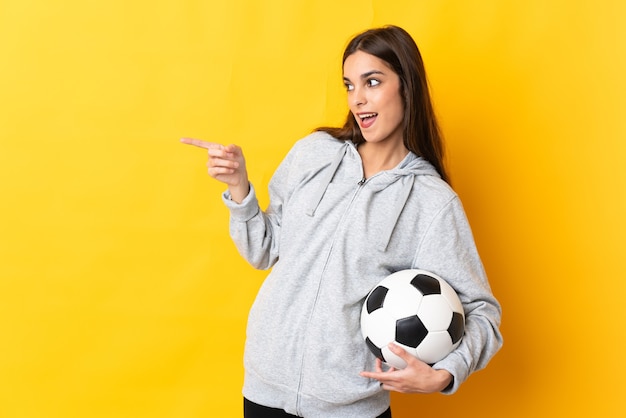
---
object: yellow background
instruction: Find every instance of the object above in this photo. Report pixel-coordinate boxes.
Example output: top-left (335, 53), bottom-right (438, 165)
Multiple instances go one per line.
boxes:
top-left (1, 0), bottom-right (625, 417)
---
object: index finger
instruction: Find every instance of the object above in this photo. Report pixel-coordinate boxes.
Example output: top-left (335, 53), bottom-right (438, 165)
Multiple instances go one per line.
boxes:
top-left (180, 137), bottom-right (223, 150)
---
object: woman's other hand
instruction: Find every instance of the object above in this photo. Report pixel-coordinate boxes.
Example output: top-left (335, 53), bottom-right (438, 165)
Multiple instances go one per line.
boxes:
top-left (360, 343), bottom-right (453, 394)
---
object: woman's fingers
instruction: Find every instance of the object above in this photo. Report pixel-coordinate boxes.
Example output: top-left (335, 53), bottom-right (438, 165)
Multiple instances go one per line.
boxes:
top-left (181, 138), bottom-right (248, 190)
top-left (180, 137), bottom-right (221, 150)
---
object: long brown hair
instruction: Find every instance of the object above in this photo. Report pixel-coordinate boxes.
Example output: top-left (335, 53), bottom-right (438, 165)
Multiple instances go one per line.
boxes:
top-left (317, 25), bottom-right (449, 183)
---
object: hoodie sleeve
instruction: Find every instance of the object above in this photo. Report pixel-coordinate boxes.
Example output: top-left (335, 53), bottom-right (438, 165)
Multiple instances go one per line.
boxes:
top-left (413, 195), bottom-right (503, 394)
top-left (222, 143), bottom-right (297, 270)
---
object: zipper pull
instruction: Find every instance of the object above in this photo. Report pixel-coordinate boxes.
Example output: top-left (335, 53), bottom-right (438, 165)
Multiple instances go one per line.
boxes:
top-left (358, 178), bottom-right (366, 186)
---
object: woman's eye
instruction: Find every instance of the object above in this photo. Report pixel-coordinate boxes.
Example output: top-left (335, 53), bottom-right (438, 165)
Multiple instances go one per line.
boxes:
top-left (344, 83), bottom-right (354, 91)
top-left (367, 78), bottom-right (381, 87)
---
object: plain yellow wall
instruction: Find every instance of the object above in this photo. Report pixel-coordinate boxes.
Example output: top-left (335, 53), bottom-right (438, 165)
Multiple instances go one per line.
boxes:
top-left (1, 1), bottom-right (625, 417)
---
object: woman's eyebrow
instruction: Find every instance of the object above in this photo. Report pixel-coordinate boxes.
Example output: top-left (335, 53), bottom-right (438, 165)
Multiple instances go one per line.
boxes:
top-left (343, 70), bottom-right (385, 83)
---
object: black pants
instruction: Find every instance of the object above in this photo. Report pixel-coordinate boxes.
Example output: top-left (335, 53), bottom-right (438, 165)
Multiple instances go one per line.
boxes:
top-left (244, 398), bottom-right (392, 418)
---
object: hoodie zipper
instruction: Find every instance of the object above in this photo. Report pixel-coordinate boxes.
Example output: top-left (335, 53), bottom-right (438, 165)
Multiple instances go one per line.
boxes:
top-left (295, 175), bottom-right (368, 415)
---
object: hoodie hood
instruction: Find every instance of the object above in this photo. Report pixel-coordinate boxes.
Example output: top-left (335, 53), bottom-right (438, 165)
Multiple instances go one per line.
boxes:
top-left (305, 140), bottom-right (440, 251)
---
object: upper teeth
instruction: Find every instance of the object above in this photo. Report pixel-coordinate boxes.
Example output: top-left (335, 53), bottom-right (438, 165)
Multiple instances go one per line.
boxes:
top-left (359, 113), bottom-right (377, 119)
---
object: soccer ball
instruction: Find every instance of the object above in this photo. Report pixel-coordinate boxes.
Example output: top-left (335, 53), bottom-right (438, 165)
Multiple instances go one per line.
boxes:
top-left (360, 269), bottom-right (465, 368)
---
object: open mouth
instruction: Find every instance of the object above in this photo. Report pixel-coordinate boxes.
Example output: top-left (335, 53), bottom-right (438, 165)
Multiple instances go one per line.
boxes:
top-left (358, 112), bottom-right (378, 128)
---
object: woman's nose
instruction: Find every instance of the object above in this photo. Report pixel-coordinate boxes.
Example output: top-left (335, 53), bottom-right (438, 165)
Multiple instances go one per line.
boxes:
top-left (351, 87), bottom-right (366, 107)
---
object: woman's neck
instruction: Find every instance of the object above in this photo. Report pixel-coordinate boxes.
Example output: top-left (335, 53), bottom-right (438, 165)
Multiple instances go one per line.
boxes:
top-left (358, 141), bottom-right (409, 179)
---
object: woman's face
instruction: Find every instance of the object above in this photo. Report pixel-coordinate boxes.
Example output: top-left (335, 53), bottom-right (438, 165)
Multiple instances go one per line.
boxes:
top-left (343, 50), bottom-right (404, 147)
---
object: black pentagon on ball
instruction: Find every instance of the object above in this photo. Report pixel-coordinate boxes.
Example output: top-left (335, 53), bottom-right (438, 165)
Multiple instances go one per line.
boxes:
top-left (395, 315), bottom-right (428, 347)
top-left (410, 274), bottom-right (441, 295)
top-left (366, 285), bottom-right (389, 314)
top-left (448, 312), bottom-right (465, 344)
top-left (365, 337), bottom-right (385, 362)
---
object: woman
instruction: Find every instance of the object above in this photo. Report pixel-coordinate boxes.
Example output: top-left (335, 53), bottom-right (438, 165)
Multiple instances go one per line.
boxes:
top-left (182, 25), bottom-right (502, 418)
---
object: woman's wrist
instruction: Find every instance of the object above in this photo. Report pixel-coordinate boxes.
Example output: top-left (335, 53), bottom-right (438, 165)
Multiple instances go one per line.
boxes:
top-left (435, 369), bottom-right (453, 392)
top-left (229, 181), bottom-right (250, 203)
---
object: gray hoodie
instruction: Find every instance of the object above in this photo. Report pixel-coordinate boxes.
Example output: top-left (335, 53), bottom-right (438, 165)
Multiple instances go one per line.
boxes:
top-left (223, 131), bottom-right (502, 417)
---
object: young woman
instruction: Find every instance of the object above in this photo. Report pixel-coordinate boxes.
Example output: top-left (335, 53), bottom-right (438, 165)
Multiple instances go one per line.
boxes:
top-left (182, 25), bottom-right (502, 418)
